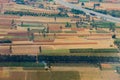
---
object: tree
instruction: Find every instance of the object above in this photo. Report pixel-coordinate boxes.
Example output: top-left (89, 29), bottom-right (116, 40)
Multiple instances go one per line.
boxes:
top-left (90, 18), bottom-right (95, 29)
top-left (54, 33), bottom-right (56, 37)
top-left (27, 28), bottom-right (31, 40)
top-left (21, 21), bottom-right (23, 26)
top-left (109, 23), bottom-right (115, 32)
top-left (60, 26), bottom-right (63, 30)
top-left (76, 21), bottom-right (82, 28)
top-left (38, 30), bottom-right (41, 36)
top-left (11, 19), bottom-right (15, 29)
top-left (93, 3), bottom-right (100, 10)
top-left (9, 44), bottom-right (12, 54)
top-left (65, 22), bottom-right (71, 28)
top-left (86, 15), bottom-right (90, 22)
top-left (81, 2), bottom-right (85, 6)
top-left (99, 0), bottom-right (103, 2)
top-left (94, 24), bottom-right (98, 30)
top-left (43, 33), bottom-right (46, 38)
top-left (71, 9), bottom-right (85, 15)
top-left (39, 46), bottom-right (42, 53)
top-left (54, 16), bottom-right (57, 22)
top-left (27, 28), bottom-right (30, 33)
top-left (112, 34), bottom-right (116, 39)
top-left (30, 33), bottom-right (34, 41)
top-left (15, 0), bottom-right (25, 4)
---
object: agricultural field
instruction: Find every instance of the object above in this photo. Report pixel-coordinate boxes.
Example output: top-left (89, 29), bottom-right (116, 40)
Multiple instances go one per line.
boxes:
top-left (0, 69), bottom-right (80, 80)
top-left (0, 63), bottom-right (119, 80)
top-left (0, 0), bottom-right (120, 80)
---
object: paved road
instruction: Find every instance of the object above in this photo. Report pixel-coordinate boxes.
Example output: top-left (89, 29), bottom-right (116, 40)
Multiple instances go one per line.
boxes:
top-left (55, 0), bottom-right (120, 23)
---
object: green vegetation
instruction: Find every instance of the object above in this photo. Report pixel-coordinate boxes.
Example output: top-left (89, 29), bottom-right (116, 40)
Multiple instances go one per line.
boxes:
top-left (41, 48), bottom-right (118, 57)
top-left (79, 0), bottom-right (89, 2)
top-left (108, 10), bottom-right (120, 18)
top-left (42, 49), bottom-right (70, 54)
top-left (20, 24), bottom-right (43, 27)
top-left (71, 9), bottom-right (85, 14)
top-left (4, 11), bottom-right (68, 17)
top-left (41, 52), bottom-right (118, 57)
top-left (49, 30), bottom-right (62, 33)
top-left (0, 39), bottom-right (12, 43)
top-left (64, 31), bottom-right (77, 33)
top-left (15, 0), bottom-right (25, 4)
top-left (23, 67), bottom-right (44, 70)
top-left (92, 21), bottom-right (116, 29)
top-left (116, 67), bottom-right (120, 74)
top-left (0, 62), bottom-right (44, 67)
top-left (85, 7), bottom-right (120, 17)
top-left (96, 30), bottom-right (109, 33)
top-left (65, 22), bottom-right (72, 28)
top-left (70, 48), bottom-right (118, 53)
top-left (5, 36), bottom-right (28, 39)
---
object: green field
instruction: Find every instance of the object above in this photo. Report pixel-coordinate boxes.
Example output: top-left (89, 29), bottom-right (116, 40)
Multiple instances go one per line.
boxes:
top-left (41, 48), bottom-right (118, 57)
top-left (0, 62), bottom-right (44, 67)
top-left (42, 49), bottom-right (70, 54)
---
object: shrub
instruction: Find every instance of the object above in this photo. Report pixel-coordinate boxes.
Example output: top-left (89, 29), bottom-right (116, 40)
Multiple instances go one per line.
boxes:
top-left (0, 39), bottom-right (12, 43)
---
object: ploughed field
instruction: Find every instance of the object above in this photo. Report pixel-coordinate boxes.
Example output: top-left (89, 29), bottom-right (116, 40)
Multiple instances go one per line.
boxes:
top-left (0, 69), bottom-right (80, 80)
top-left (0, 63), bottom-right (120, 80)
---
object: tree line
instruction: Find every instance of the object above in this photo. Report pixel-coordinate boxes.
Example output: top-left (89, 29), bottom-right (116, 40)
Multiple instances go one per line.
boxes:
top-left (0, 55), bottom-right (119, 63)
top-left (4, 11), bottom-right (68, 17)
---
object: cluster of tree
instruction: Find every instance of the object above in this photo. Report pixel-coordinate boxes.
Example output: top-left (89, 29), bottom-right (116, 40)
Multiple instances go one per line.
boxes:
top-left (94, 9), bottom-right (107, 14)
top-left (90, 21), bottom-right (116, 32)
top-left (108, 10), bottom-right (120, 18)
top-left (65, 22), bottom-right (71, 28)
top-left (93, 3), bottom-right (100, 9)
top-left (27, 28), bottom-right (34, 41)
top-left (69, 48), bottom-right (118, 53)
top-left (0, 39), bottom-right (12, 43)
top-left (4, 11), bottom-right (68, 17)
top-left (116, 67), bottom-right (120, 74)
top-left (0, 55), bottom-right (119, 64)
top-left (0, 55), bottom-right (36, 62)
top-left (11, 19), bottom-right (17, 29)
top-left (71, 9), bottom-right (85, 15)
top-left (0, 62), bottom-right (44, 67)
top-left (38, 55), bottom-right (120, 63)
top-left (85, 7), bottom-right (120, 17)
top-left (85, 8), bottom-right (108, 14)
top-left (15, 0), bottom-right (25, 4)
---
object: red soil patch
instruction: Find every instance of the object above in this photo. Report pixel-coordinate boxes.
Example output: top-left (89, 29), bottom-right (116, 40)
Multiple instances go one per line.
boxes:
top-left (0, 49), bottom-right (10, 54)
top-left (0, 15), bottom-right (20, 19)
top-left (48, 24), bottom-right (62, 31)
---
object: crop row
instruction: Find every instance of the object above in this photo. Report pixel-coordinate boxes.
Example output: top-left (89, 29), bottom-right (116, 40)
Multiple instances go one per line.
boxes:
top-left (69, 48), bottom-right (118, 53)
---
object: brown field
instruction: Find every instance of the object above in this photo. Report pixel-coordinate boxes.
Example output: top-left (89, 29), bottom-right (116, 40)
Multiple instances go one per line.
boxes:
top-left (0, 69), bottom-right (80, 80)
top-left (0, 64), bottom-right (119, 80)
top-left (18, 16), bottom-right (71, 23)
